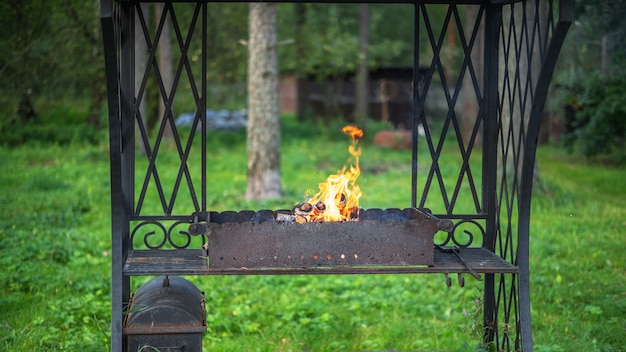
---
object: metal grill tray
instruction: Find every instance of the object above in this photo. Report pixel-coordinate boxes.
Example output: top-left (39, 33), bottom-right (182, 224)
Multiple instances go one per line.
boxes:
top-left (123, 208), bottom-right (516, 275)
top-left (207, 208), bottom-right (448, 268)
top-left (123, 248), bottom-right (518, 276)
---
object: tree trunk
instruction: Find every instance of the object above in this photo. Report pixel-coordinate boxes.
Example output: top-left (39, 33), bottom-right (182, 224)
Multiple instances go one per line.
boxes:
top-left (601, 34), bottom-right (612, 74)
top-left (87, 1), bottom-right (104, 128)
top-left (461, 5), bottom-right (483, 147)
top-left (155, 3), bottom-right (174, 140)
top-left (135, 3), bottom-right (149, 154)
top-left (246, 3), bottom-right (282, 200)
top-left (354, 4), bottom-right (369, 128)
top-left (294, 3), bottom-right (309, 122)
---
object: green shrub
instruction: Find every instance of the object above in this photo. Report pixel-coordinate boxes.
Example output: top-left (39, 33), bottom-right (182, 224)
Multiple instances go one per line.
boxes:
top-left (563, 72), bottom-right (626, 163)
top-left (0, 121), bottom-right (103, 146)
top-left (0, 99), bottom-right (104, 147)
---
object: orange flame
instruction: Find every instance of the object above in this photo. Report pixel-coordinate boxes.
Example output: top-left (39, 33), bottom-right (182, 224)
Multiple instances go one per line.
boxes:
top-left (298, 125), bottom-right (363, 222)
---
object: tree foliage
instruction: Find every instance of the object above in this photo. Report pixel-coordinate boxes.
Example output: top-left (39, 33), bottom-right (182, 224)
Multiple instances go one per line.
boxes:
top-left (1, 1), bottom-right (101, 102)
top-left (0, 2), bottom-right (418, 138)
top-left (0, 0), bottom-right (103, 144)
top-left (574, 0), bottom-right (626, 72)
top-left (277, 3), bottom-right (414, 79)
top-left (0, 2), bottom-right (480, 147)
top-left (552, 0), bottom-right (626, 163)
top-left (563, 72), bottom-right (626, 161)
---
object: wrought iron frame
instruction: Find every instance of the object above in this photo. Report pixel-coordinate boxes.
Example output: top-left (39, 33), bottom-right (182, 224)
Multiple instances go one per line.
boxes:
top-left (100, 0), bottom-right (572, 351)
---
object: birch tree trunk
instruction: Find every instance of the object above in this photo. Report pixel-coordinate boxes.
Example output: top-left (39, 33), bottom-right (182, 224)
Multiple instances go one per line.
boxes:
top-left (246, 3), bottom-right (282, 200)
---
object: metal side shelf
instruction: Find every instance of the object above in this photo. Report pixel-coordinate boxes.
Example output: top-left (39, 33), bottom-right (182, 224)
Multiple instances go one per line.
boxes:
top-left (123, 247), bottom-right (518, 276)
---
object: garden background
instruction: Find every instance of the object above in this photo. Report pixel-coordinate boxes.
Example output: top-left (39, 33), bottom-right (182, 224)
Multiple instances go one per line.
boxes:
top-left (1, 1), bottom-right (625, 351)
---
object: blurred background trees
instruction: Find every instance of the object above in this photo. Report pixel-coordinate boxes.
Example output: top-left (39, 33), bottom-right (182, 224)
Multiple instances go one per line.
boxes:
top-left (0, 1), bottom-right (623, 163)
top-left (550, 0), bottom-right (626, 163)
top-left (0, 0), bottom-right (103, 144)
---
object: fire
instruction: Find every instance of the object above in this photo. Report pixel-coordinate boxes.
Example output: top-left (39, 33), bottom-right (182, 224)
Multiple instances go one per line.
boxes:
top-left (296, 125), bottom-right (363, 222)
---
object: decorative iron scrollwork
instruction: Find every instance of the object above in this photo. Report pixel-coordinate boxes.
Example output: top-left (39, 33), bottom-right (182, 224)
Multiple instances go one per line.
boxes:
top-left (131, 221), bottom-right (168, 249)
top-left (435, 219), bottom-right (485, 248)
top-left (131, 219), bottom-right (208, 250)
top-left (167, 220), bottom-right (193, 249)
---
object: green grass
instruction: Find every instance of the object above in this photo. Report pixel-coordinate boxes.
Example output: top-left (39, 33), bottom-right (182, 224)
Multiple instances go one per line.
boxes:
top-left (530, 147), bottom-right (626, 352)
top-left (0, 118), bottom-right (624, 351)
top-left (0, 143), bottom-right (112, 350)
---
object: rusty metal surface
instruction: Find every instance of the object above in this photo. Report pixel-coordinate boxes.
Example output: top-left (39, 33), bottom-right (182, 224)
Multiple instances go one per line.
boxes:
top-left (124, 248), bottom-right (518, 276)
top-left (208, 208), bottom-right (450, 268)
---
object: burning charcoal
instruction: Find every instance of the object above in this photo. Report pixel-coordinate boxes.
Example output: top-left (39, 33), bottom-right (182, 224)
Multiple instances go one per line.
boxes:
top-left (313, 201), bottom-right (326, 213)
top-left (335, 193), bottom-right (347, 210)
top-left (294, 125), bottom-right (363, 222)
top-left (349, 207), bottom-right (359, 220)
top-left (293, 202), bottom-right (313, 216)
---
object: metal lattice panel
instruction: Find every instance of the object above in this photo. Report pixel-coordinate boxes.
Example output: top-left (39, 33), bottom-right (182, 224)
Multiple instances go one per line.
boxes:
top-left (489, 1), bottom-right (572, 350)
top-left (414, 4), bottom-right (485, 219)
top-left (131, 3), bottom-right (207, 218)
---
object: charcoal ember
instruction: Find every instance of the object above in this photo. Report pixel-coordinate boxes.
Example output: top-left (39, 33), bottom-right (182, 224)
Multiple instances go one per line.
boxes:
top-left (293, 202), bottom-right (313, 216)
top-left (336, 193), bottom-right (347, 209)
top-left (290, 198), bottom-right (357, 222)
top-left (348, 207), bottom-right (359, 220)
top-left (313, 201), bottom-right (326, 213)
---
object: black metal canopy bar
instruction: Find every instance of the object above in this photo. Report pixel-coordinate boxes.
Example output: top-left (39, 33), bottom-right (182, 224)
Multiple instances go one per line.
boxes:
top-left (101, 0), bottom-right (572, 351)
top-left (113, 0), bottom-right (533, 4)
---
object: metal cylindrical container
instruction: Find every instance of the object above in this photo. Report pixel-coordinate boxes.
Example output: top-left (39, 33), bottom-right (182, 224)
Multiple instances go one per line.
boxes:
top-left (124, 276), bottom-right (206, 352)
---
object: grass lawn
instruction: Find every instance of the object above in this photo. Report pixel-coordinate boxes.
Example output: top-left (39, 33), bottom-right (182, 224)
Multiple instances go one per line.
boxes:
top-left (0, 118), bottom-right (624, 351)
